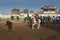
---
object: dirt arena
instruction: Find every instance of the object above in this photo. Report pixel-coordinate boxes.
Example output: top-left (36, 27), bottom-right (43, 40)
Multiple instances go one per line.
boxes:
top-left (0, 19), bottom-right (60, 40)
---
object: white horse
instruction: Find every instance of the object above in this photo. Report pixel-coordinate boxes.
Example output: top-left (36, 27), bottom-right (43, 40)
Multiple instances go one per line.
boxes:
top-left (31, 15), bottom-right (41, 29)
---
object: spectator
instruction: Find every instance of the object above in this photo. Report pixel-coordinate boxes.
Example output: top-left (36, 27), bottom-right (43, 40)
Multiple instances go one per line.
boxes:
top-left (6, 20), bottom-right (12, 31)
top-left (56, 16), bottom-right (60, 23)
top-left (52, 16), bottom-right (56, 24)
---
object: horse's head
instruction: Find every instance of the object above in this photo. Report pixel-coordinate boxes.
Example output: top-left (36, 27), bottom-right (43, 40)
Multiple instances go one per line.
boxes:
top-left (30, 16), bottom-right (36, 24)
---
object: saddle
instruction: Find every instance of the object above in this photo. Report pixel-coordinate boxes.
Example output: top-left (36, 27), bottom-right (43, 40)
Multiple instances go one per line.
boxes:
top-left (35, 19), bottom-right (39, 22)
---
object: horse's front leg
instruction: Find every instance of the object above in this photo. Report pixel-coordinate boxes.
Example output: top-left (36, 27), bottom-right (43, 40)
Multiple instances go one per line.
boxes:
top-left (37, 20), bottom-right (41, 29)
top-left (32, 22), bottom-right (36, 29)
top-left (37, 22), bottom-right (40, 29)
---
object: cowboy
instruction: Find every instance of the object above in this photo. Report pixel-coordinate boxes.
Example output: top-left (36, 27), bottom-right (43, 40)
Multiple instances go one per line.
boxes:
top-left (34, 13), bottom-right (40, 22)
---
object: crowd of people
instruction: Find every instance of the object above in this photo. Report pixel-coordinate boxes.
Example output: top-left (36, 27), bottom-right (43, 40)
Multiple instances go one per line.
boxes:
top-left (41, 16), bottom-right (60, 24)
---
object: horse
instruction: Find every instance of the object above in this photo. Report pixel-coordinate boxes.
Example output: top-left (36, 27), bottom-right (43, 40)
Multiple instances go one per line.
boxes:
top-left (30, 15), bottom-right (41, 29)
top-left (24, 15), bottom-right (41, 29)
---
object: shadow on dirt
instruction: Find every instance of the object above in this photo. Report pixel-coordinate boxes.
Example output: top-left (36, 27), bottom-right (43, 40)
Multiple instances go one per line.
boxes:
top-left (42, 24), bottom-right (60, 32)
top-left (46, 35), bottom-right (60, 40)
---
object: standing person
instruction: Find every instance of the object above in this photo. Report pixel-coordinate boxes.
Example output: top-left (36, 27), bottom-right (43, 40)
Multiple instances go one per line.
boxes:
top-left (27, 13), bottom-right (29, 18)
top-left (56, 16), bottom-right (59, 24)
top-left (6, 20), bottom-right (12, 31)
top-left (52, 16), bottom-right (56, 24)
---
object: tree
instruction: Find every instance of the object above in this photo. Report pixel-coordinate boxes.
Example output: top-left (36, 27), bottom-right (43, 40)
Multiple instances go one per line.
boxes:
top-left (30, 10), bottom-right (33, 13)
top-left (11, 9), bottom-right (20, 15)
top-left (23, 9), bottom-right (28, 13)
top-left (38, 11), bottom-right (44, 14)
top-left (12, 9), bottom-right (20, 12)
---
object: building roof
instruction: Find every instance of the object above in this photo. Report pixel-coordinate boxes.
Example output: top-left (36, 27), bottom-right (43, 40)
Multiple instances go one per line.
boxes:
top-left (41, 5), bottom-right (56, 10)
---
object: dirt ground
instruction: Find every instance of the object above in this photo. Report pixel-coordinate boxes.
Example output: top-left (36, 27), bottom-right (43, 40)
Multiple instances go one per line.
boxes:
top-left (0, 22), bottom-right (60, 40)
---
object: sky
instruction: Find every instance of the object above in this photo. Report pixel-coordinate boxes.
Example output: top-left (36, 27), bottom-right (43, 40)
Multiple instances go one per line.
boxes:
top-left (0, 0), bottom-right (60, 14)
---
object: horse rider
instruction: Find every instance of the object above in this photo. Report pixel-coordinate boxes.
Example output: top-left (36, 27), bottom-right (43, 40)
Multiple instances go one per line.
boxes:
top-left (34, 13), bottom-right (40, 21)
